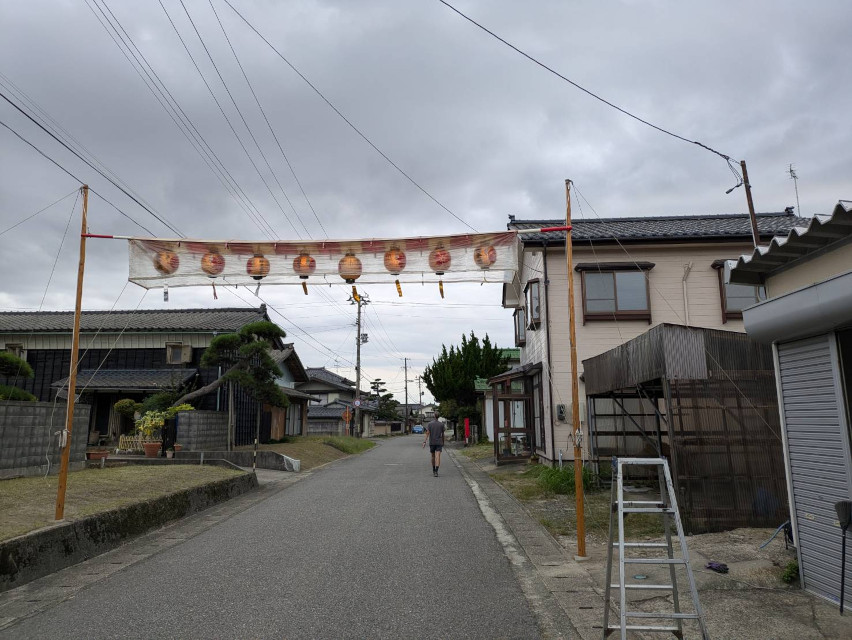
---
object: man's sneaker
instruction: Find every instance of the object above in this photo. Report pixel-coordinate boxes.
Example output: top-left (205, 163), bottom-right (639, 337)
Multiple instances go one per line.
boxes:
top-left (433, 470), bottom-right (438, 477)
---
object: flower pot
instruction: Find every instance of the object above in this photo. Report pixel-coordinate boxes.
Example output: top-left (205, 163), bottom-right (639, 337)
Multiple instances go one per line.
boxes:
top-left (143, 441), bottom-right (162, 458)
top-left (166, 450), bottom-right (174, 459)
top-left (173, 444), bottom-right (183, 452)
top-left (86, 450), bottom-right (109, 461)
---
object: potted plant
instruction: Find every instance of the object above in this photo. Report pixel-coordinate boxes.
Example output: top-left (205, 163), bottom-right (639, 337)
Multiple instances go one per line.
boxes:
top-left (165, 447), bottom-right (175, 459)
top-left (135, 404), bottom-right (195, 458)
top-left (173, 443), bottom-right (183, 452)
top-left (86, 449), bottom-right (110, 461)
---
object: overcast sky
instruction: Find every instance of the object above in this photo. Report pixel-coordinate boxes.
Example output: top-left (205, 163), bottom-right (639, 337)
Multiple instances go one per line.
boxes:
top-left (1, 0), bottom-right (850, 402)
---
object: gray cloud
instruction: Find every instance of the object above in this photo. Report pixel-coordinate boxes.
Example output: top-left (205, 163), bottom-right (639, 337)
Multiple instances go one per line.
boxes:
top-left (1, 0), bottom-right (850, 398)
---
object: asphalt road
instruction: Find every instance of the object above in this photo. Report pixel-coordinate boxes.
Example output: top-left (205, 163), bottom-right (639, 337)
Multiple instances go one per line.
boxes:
top-left (8, 436), bottom-right (541, 639)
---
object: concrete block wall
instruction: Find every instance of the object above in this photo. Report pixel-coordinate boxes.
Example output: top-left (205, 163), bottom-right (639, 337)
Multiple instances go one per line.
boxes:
top-left (177, 410), bottom-right (228, 451)
top-left (0, 401), bottom-right (91, 479)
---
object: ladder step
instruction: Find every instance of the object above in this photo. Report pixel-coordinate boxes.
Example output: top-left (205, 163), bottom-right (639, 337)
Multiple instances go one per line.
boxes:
top-left (610, 584), bottom-right (674, 590)
top-left (607, 625), bottom-right (680, 632)
top-left (620, 500), bottom-right (664, 506)
top-left (611, 542), bottom-right (668, 548)
top-left (624, 558), bottom-right (686, 565)
top-left (623, 507), bottom-right (674, 514)
top-left (627, 612), bottom-right (701, 620)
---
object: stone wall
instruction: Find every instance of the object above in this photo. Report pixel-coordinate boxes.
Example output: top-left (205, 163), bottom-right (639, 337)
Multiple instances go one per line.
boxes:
top-left (0, 401), bottom-right (91, 479)
top-left (307, 420), bottom-right (344, 436)
top-left (176, 410), bottom-right (228, 451)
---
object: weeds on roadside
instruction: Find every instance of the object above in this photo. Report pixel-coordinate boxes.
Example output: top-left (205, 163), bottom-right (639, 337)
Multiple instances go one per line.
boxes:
top-left (323, 436), bottom-right (376, 454)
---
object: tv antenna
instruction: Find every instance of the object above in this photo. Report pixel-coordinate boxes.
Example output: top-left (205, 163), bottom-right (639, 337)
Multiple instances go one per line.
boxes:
top-left (788, 164), bottom-right (802, 215)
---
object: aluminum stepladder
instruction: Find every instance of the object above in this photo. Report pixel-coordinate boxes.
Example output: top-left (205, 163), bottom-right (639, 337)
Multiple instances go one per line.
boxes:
top-left (602, 457), bottom-right (709, 639)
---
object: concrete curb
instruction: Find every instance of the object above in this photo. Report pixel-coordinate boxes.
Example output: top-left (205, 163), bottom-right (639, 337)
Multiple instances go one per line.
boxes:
top-left (175, 450), bottom-right (300, 472)
top-left (0, 469), bottom-right (258, 593)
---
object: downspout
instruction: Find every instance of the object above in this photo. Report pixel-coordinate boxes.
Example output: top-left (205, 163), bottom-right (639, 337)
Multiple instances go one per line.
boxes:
top-left (682, 262), bottom-right (693, 325)
top-left (543, 242), bottom-right (557, 464)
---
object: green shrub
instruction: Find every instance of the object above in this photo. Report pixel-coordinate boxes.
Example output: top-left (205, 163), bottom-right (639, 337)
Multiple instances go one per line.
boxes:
top-left (0, 384), bottom-right (37, 402)
top-left (114, 398), bottom-right (141, 418)
top-left (536, 465), bottom-right (594, 495)
top-left (140, 391), bottom-right (182, 414)
top-left (0, 352), bottom-right (33, 379)
top-left (781, 560), bottom-right (799, 584)
top-left (323, 436), bottom-right (376, 454)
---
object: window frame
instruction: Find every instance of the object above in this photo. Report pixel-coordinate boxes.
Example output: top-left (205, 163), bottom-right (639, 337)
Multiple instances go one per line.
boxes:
top-left (576, 263), bottom-right (654, 324)
top-left (5, 343), bottom-right (24, 358)
top-left (525, 279), bottom-right (542, 329)
top-left (165, 342), bottom-right (191, 365)
top-left (513, 307), bottom-right (527, 346)
top-left (713, 262), bottom-right (766, 323)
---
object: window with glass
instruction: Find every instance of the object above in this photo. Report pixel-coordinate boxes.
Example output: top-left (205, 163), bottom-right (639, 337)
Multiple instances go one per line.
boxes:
top-left (514, 308), bottom-right (526, 346)
top-left (578, 264), bottom-right (652, 322)
top-left (715, 266), bottom-right (767, 322)
top-left (525, 279), bottom-right (541, 328)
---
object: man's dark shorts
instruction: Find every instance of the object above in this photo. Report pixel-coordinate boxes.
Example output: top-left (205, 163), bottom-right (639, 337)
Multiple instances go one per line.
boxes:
top-left (430, 445), bottom-right (443, 453)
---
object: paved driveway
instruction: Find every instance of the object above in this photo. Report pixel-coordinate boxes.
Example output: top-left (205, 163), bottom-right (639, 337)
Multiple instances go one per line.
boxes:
top-left (7, 436), bottom-right (540, 639)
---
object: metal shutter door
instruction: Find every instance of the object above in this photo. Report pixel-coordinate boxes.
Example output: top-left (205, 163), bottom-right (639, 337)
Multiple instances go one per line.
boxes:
top-left (778, 335), bottom-right (852, 605)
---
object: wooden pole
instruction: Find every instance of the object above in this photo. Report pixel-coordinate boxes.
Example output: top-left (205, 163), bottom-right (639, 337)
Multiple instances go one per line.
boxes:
top-left (740, 160), bottom-right (760, 248)
top-left (564, 179), bottom-right (587, 558)
top-left (55, 185), bottom-right (88, 521)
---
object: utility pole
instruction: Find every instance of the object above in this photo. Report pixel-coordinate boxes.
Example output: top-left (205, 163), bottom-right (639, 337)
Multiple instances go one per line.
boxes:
top-left (55, 185), bottom-right (88, 521)
top-left (404, 357), bottom-right (409, 433)
top-left (565, 179), bottom-right (587, 559)
top-left (740, 160), bottom-right (760, 248)
top-left (349, 292), bottom-right (369, 437)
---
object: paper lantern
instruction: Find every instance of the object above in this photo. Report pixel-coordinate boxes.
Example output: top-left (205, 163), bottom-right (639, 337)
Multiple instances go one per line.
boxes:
top-left (154, 250), bottom-right (179, 275)
top-left (200, 251), bottom-right (225, 277)
top-left (383, 248), bottom-right (407, 275)
top-left (428, 247), bottom-right (451, 275)
top-left (246, 254), bottom-right (270, 281)
top-left (473, 246), bottom-right (497, 269)
top-left (338, 253), bottom-right (362, 283)
top-left (293, 254), bottom-right (316, 279)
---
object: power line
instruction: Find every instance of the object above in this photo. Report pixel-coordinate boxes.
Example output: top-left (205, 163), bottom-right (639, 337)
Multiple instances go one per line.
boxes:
top-left (0, 119), bottom-right (156, 235)
top-left (176, 0), bottom-right (309, 238)
top-left (208, 0), bottom-right (329, 238)
top-left (221, 0), bottom-right (478, 233)
top-left (437, 0), bottom-right (743, 183)
top-left (0, 189), bottom-right (78, 238)
top-left (0, 89), bottom-right (182, 236)
top-left (91, 0), bottom-right (280, 240)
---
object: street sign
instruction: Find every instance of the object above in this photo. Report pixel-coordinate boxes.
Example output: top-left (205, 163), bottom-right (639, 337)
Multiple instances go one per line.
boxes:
top-left (342, 408), bottom-right (352, 423)
top-left (353, 399), bottom-right (361, 407)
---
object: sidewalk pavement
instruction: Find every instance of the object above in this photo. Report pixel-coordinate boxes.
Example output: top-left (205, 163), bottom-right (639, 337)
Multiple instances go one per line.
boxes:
top-left (450, 447), bottom-right (852, 640)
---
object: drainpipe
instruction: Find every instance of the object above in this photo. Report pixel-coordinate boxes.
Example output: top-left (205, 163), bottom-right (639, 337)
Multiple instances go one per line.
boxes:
top-left (681, 262), bottom-right (693, 325)
top-left (543, 242), bottom-right (557, 464)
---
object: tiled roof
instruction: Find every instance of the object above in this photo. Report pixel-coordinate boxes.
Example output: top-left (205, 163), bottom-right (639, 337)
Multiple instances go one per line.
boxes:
top-left (510, 212), bottom-right (808, 244)
top-left (305, 367), bottom-right (355, 389)
top-left (307, 398), bottom-right (377, 419)
top-left (0, 306), bottom-right (268, 333)
top-left (52, 368), bottom-right (196, 392)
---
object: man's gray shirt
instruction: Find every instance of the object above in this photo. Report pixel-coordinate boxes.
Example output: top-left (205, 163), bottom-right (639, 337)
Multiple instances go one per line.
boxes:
top-left (426, 420), bottom-right (445, 446)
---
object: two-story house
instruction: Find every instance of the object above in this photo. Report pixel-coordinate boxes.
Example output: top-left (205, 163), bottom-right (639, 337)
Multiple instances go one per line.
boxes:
top-left (497, 210), bottom-right (806, 465)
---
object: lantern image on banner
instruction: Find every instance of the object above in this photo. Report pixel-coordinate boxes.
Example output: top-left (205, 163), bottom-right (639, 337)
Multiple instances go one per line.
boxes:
top-left (338, 253), bottom-right (362, 284)
top-left (384, 247), bottom-right (406, 297)
top-left (473, 245), bottom-right (497, 270)
top-left (153, 250), bottom-right (179, 275)
top-left (246, 254), bottom-right (270, 281)
top-left (428, 246), bottom-right (451, 299)
top-left (200, 251), bottom-right (225, 277)
top-left (428, 247), bottom-right (451, 274)
top-left (293, 253), bottom-right (316, 295)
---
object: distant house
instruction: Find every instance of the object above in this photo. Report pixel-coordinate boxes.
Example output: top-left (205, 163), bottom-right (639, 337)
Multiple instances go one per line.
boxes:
top-left (0, 305), bottom-right (290, 447)
top-left (269, 345), bottom-right (313, 439)
top-left (498, 210), bottom-right (806, 465)
top-left (729, 200), bottom-right (852, 608)
top-left (296, 367), bottom-right (375, 436)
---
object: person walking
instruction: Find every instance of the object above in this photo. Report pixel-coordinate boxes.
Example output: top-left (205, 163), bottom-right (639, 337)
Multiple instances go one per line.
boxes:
top-left (422, 418), bottom-right (445, 477)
